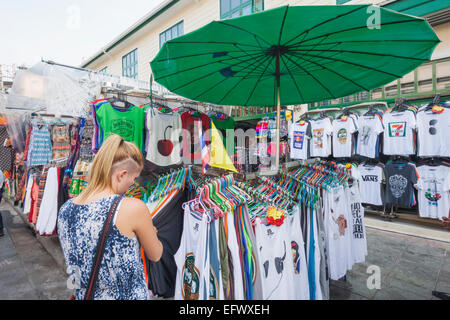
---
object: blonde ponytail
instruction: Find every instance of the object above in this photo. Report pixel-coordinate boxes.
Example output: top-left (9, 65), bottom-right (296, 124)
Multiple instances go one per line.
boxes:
top-left (78, 134), bottom-right (144, 202)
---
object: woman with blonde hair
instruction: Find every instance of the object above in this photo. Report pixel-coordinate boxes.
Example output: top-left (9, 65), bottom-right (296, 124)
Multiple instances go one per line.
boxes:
top-left (58, 134), bottom-right (162, 300)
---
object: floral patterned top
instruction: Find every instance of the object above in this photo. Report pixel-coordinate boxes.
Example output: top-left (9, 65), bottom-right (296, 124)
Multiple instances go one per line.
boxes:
top-left (57, 195), bottom-right (149, 300)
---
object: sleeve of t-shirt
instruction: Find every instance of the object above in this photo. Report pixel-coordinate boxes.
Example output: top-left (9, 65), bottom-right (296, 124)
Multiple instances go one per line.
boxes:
top-left (375, 115), bottom-right (384, 134)
top-left (349, 119), bottom-right (357, 134)
top-left (444, 168), bottom-right (450, 192)
top-left (409, 163), bottom-right (419, 185)
top-left (326, 118), bottom-right (333, 136)
top-left (409, 112), bottom-right (417, 130)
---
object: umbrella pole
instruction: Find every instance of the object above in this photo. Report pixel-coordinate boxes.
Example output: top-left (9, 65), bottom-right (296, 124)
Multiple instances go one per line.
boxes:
top-left (275, 54), bottom-right (281, 175)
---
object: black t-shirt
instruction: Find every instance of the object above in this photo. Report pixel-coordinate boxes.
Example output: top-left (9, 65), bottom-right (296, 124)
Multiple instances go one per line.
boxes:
top-left (384, 162), bottom-right (418, 207)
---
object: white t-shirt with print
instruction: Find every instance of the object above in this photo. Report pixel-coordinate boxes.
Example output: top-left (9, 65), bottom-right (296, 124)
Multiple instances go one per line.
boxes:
top-left (382, 111), bottom-right (416, 155)
top-left (174, 208), bottom-right (209, 300)
top-left (358, 164), bottom-right (384, 206)
top-left (415, 165), bottom-right (450, 220)
top-left (254, 218), bottom-right (296, 300)
top-left (332, 118), bottom-right (357, 158)
top-left (310, 118), bottom-right (333, 158)
top-left (356, 115), bottom-right (384, 158)
top-left (289, 122), bottom-right (311, 160)
top-left (417, 108), bottom-right (450, 157)
top-left (346, 184), bottom-right (367, 265)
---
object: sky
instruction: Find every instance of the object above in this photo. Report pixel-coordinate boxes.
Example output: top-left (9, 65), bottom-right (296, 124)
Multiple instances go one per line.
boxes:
top-left (0, 0), bottom-right (165, 68)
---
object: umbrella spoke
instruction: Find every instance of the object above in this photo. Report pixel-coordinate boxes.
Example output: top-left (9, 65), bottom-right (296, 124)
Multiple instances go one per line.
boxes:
top-left (170, 52), bottom-right (267, 92)
top-left (278, 6), bottom-right (289, 46)
top-left (219, 55), bottom-right (273, 105)
top-left (154, 51), bottom-right (264, 80)
top-left (284, 6), bottom-right (365, 46)
top-left (289, 48), bottom-right (429, 61)
top-left (168, 41), bottom-right (263, 49)
top-left (283, 54), bottom-right (336, 98)
top-left (294, 39), bottom-right (440, 48)
top-left (153, 49), bottom-right (264, 63)
top-left (195, 54), bottom-right (271, 101)
top-left (288, 18), bottom-right (420, 48)
top-left (280, 55), bottom-right (304, 102)
top-left (289, 51), bottom-right (403, 78)
top-left (217, 21), bottom-right (273, 47)
top-left (287, 52), bottom-right (370, 92)
top-left (244, 56), bottom-right (275, 106)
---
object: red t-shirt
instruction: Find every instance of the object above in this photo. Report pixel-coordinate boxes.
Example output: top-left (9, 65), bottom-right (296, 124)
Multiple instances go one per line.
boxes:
top-left (181, 111), bottom-right (211, 163)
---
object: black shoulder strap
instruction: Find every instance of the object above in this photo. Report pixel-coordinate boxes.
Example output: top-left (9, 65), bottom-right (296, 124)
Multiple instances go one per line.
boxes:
top-left (84, 195), bottom-right (123, 300)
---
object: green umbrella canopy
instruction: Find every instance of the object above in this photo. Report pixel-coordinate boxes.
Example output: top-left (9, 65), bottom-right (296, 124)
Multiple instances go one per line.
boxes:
top-left (151, 5), bottom-right (439, 107)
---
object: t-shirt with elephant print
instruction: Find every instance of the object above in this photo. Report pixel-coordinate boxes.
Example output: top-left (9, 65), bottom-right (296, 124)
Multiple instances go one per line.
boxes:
top-left (384, 162), bottom-right (419, 207)
top-left (356, 115), bottom-right (384, 159)
top-left (145, 109), bottom-right (182, 167)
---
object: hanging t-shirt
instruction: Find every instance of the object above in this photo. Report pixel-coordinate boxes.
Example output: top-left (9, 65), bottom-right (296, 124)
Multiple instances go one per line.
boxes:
top-left (289, 121), bottom-right (311, 160)
top-left (287, 207), bottom-right (310, 300)
top-left (181, 112), bottom-right (211, 164)
top-left (346, 184), bottom-right (367, 265)
top-left (382, 111), bottom-right (416, 155)
top-left (145, 109), bottom-right (182, 167)
top-left (384, 162), bottom-right (419, 207)
top-left (95, 102), bottom-right (146, 152)
top-left (310, 118), bottom-right (333, 158)
top-left (325, 187), bottom-right (352, 281)
top-left (174, 206), bottom-right (209, 300)
top-left (356, 115), bottom-right (384, 158)
top-left (211, 116), bottom-right (236, 157)
top-left (226, 211), bottom-right (245, 300)
top-left (358, 163), bottom-right (384, 206)
top-left (417, 108), bottom-right (450, 157)
top-left (254, 218), bottom-right (296, 300)
top-left (415, 165), bottom-right (450, 220)
top-left (332, 118), bottom-right (357, 158)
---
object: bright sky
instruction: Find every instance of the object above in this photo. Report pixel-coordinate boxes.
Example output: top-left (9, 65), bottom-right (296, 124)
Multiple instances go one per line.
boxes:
top-left (0, 0), bottom-right (165, 68)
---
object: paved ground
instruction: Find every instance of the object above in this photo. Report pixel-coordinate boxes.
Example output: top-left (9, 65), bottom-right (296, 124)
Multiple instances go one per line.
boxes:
top-left (0, 205), bottom-right (71, 300)
top-left (1, 201), bottom-right (450, 300)
top-left (331, 227), bottom-right (450, 300)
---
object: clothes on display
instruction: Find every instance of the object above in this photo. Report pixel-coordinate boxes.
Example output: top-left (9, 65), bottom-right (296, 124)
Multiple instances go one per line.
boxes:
top-left (384, 160), bottom-right (419, 207)
top-left (332, 117), bottom-right (357, 158)
top-left (357, 162), bottom-right (385, 206)
top-left (415, 165), bottom-right (450, 220)
top-left (310, 117), bottom-right (333, 158)
top-left (382, 110), bottom-right (417, 156)
top-left (289, 121), bottom-right (311, 160)
top-left (417, 106), bottom-right (450, 157)
top-left (356, 114), bottom-right (384, 159)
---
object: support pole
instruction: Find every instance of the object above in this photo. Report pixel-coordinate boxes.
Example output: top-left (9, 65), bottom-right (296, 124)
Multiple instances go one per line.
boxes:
top-left (275, 53), bottom-right (281, 174)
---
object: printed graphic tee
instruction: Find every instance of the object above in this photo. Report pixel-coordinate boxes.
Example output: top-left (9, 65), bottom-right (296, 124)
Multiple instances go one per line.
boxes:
top-left (174, 207), bottom-right (209, 300)
top-left (254, 218), bottom-right (296, 300)
top-left (145, 109), bottom-right (182, 166)
top-left (310, 118), bottom-right (333, 158)
top-left (358, 163), bottom-right (384, 206)
top-left (332, 118), bottom-right (357, 158)
top-left (325, 187), bottom-right (352, 280)
top-left (181, 112), bottom-right (211, 164)
top-left (95, 103), bottom-right (145, 151)
top-left (384, 162), bottom-right (419, 207)
top-left (417, 108), bottom-right (450, 157)
top-left (289, 122), bottom-right (311, 160)
top-left (356, 115), bottom-right (384, 158)
top-left (346, 184), bottom-right (367, 265)
top-left (415, 165), bottom-right (450, 220)
top-left (382, 111), bottom-right (416, 155)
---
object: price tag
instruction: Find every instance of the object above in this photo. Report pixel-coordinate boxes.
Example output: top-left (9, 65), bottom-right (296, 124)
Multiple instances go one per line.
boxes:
top-left (432, 105), bottom-right (444, 114)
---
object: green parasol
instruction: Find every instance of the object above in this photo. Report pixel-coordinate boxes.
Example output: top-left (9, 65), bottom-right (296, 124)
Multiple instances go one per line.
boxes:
top-left (151, 5), bottom-right (439, 174)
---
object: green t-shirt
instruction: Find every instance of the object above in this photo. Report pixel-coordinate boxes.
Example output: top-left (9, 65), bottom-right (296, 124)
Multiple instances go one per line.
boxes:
top-left (96, 102), bottom-right (145, 152)
top-left (212, 116), bottom-right (236, 156)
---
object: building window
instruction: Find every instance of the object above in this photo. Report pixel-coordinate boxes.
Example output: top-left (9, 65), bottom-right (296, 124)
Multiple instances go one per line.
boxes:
top-left (336, 0), bottom-right (350, 4)
top-left (122, 49), bottom-right (138, 79)
top-left (99, 67), bottom-right (108, 73)
top-left (160, 21), bottom-right (184, 48)
top-left (220, 0), bottom-right (264, 20)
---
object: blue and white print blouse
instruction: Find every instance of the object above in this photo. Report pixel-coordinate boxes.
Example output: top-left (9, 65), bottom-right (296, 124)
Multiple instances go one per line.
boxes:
top-left (57, 195), bottom-right (149, 300)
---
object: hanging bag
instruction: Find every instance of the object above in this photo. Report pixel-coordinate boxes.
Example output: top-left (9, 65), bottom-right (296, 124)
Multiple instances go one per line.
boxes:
top-left (69, 195), bottom-right (124, 300)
